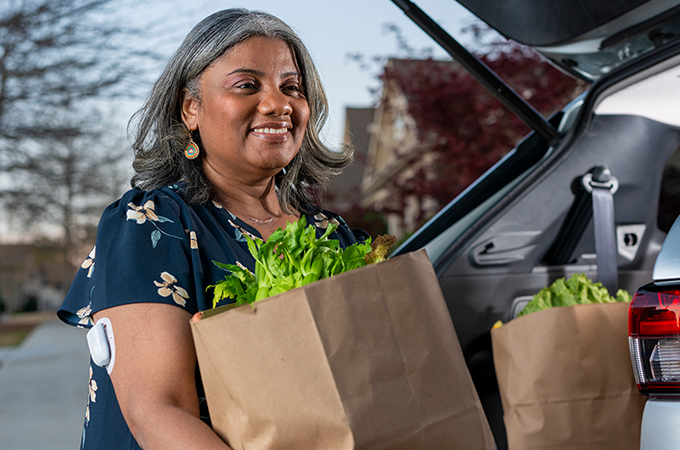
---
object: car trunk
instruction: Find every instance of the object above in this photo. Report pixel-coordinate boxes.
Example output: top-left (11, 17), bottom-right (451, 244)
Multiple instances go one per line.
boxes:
top-left (390, 1), bottom-right (680, 447)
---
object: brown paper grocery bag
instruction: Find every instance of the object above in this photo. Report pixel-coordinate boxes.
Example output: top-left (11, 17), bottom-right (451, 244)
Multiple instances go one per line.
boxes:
top-left (191, 250), bottom-right (495, 450)
top-left (491, 302), bottom-right (647, 450)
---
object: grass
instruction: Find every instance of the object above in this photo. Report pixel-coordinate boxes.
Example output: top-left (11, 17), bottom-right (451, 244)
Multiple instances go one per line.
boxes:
top-left (0, 328), bottom-right (33, 346)
top-left (0, 311), bottom-right (56, 347)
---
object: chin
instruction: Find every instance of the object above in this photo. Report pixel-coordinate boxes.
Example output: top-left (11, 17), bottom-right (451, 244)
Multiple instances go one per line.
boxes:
top-left (261, 153), bottom-right (298, 172)
top-left (255, 161), bottom-right (291, 176)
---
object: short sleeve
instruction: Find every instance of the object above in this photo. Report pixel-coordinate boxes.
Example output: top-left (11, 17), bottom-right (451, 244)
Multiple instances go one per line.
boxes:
top-left (58, 188), bottom-right (197, 328)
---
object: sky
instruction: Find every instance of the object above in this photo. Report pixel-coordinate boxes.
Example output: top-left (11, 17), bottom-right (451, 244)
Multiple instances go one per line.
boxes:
top-left (120, 0), bottom-right (479, 147)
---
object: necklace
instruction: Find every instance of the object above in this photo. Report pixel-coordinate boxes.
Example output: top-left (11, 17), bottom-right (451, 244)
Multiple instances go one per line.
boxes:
top-left (245, 216), bottom-right (275, 224)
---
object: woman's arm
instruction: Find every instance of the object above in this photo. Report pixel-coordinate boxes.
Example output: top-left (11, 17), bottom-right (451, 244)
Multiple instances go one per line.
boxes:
top-left (93, 303), bottom-right (232, 450)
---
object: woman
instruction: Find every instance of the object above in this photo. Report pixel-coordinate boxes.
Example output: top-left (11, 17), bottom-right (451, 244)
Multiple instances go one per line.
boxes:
top-left (58, 9), bottom-right (363, 450)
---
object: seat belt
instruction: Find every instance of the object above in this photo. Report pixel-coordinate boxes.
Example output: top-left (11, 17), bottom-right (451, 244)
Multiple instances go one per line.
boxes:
top-left (544, 166), bottom-right (619, 294)
top-left (583, 167), bottom-right (619, 294)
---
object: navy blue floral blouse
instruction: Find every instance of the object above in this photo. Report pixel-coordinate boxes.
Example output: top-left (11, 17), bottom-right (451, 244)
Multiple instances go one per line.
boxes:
top-left (58, 184), bottom-right (365, 450)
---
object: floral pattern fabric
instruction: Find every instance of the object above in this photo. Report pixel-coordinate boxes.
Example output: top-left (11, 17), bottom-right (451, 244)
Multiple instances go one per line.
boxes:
top-left (57, 185), bottom-right (363, 450)
top-left (154, 271), bottom-right (190, 306)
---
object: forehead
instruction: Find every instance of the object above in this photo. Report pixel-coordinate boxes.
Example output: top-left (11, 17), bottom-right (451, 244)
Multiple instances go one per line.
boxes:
top-left (214, 36), bottom-right (300, 74)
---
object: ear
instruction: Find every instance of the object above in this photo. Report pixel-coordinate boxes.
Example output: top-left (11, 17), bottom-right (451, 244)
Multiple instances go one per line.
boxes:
top-left (181, 88), bottom-right (199, 131)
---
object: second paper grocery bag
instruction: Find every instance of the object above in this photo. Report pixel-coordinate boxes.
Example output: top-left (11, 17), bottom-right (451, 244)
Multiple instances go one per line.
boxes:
top-left (492, 302), bottom-right (646, 450)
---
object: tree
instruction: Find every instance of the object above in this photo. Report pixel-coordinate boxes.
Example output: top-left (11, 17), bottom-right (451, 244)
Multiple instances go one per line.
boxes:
top-left (0, 0), bottom-right (158, 280)
top-left (2, 113), bottom-right (128, 265)
top-left (0, 0), bottom-right (153, 140)
top-left (347, 23), bottom-right (588, 234)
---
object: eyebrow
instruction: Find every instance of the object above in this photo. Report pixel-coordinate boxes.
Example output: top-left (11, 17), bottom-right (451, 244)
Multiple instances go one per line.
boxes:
top-left (227, 68), bottom-right (302, 79)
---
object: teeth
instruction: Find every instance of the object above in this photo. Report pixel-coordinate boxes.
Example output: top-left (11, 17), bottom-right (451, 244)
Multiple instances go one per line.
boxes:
top-left (254, 127), bottom-right (288, 134)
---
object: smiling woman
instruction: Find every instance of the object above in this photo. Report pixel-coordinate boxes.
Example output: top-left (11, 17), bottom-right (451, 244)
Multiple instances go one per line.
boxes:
top-left (56, 9), bottom-right (365, 450)
top-left (180, 37), bottom-right (311, 236)
top-left (130, 9), bottom-right (351, 217)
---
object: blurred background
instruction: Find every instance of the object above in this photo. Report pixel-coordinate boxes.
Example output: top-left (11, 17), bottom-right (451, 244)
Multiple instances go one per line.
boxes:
top-left (0, 0), bottom-right (586, 317)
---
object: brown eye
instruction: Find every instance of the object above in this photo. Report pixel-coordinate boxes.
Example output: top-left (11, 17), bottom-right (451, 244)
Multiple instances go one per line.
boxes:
top-left (236, 82), bottom-right (257, 90)
top-left (283, 84), bottom-right (304, 97)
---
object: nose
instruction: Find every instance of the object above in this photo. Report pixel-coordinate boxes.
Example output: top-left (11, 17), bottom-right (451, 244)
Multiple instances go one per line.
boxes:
top-left (258, 88), bottom-right (293, 117)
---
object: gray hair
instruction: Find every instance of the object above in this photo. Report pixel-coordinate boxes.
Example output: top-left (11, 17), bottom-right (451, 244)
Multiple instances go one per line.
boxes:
top-left (129, 9), bottom-right (352, 212)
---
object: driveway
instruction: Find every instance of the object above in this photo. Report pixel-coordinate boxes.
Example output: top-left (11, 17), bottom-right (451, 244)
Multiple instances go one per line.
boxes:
top-left (0, 318), bottom-right (89, 450)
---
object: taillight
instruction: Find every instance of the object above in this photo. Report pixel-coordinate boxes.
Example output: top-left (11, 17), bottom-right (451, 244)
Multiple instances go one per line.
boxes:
top-left (629, 285), bottom-right (680, 396)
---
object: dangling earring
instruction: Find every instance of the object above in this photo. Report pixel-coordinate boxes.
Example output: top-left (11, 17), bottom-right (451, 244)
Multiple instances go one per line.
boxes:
top-left (185, 139), bottom-right (199, 160)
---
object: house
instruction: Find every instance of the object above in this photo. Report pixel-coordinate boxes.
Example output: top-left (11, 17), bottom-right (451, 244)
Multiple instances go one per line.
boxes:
top-left (353, 56), bottom-right (585, 239)
top-left (360, 58), bottom-right (466, 239)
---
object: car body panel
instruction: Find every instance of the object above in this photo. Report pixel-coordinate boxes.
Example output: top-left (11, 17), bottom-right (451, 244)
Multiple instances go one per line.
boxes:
top-left (640, 399), bottom-right (680, 449)
top-left (652, 211), bottom-right (680, 280)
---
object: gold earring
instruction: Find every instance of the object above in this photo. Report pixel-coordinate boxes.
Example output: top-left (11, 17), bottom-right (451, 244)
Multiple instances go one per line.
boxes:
top-left (185, 140), bottom-right (199, 160)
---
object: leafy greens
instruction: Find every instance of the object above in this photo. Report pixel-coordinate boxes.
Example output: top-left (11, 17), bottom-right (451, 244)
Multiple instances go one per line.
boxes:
top-left (517, 273), bottom-right (631, 317)
top-left (209, 216), bottom-right (396, 308)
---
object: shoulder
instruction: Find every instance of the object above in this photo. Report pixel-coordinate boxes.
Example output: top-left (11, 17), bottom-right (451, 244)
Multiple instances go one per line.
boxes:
top-left (59, 186), bottom-right (200, 322)
top-left (102, 186), bottom-right (187, 224)
top-left (95, 186), bottom-right (197, 245)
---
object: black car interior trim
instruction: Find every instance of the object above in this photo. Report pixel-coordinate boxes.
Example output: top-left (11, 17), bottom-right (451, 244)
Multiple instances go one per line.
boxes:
top-left (454, 0), bottom-right (651, 47)
top-left (600, 3), bottom-right (680, 49)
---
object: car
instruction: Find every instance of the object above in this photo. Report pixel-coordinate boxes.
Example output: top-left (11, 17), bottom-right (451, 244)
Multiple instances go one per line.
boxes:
top-left (629, 215), bottom-right (680, 450)
top-left (389, 0), bottom-right (680, 448)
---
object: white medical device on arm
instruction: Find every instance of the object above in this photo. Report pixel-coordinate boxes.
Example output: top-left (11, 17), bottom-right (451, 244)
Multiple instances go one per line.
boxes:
top-left (86, 318), bottom-right (116, 374)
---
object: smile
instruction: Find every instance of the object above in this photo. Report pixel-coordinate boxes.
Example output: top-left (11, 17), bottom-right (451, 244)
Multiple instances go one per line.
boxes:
top-left (252, 127), bottom-right (289, 134)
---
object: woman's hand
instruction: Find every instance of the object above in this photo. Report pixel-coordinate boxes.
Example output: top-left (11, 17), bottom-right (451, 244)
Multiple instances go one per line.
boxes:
top-left (93, 303), bottom-right (232, 450)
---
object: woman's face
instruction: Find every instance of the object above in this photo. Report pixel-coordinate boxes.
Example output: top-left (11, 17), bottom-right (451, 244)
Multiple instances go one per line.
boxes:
top-left (182, 37), bottom-right (310, 184)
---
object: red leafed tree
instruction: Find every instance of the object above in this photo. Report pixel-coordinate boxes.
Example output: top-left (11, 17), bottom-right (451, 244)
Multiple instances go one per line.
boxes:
top-left (346, 24), bottom-right (588, 234)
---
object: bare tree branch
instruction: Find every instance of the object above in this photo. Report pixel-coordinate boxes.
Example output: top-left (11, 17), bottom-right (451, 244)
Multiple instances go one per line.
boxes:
top-left (0, 0), bottom-right (158, 279)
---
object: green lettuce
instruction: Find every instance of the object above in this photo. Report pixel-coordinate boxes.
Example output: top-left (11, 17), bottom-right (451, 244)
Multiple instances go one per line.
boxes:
top-left (208, 216), bottom-right (396, 308)
top-left (517, 273), bottom-right (631, 317)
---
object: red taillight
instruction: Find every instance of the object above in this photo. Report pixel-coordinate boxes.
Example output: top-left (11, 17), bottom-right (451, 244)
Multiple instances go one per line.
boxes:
top-left (629, 286), bottom-right (680, 396)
